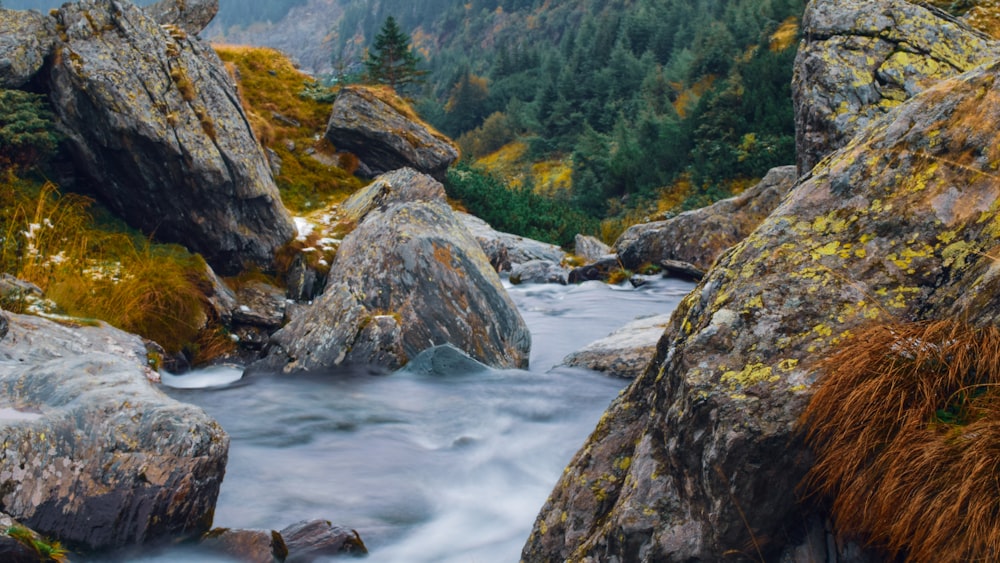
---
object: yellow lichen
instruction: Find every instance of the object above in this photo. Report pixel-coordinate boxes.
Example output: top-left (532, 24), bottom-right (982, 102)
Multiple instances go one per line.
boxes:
top-left (720, 363), bottom-right (779, 390)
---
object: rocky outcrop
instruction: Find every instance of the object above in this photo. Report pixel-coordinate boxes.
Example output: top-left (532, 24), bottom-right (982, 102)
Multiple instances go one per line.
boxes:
top-left (0, 9), bottom-right (55, 88)
top-left (563, 314), bottom-right (672, 379)
top-left (46, 0), bottom-right (294, 275)
top-left (258, 168), bottom-right (531, 372)
top-left (325, 86), bottom-right (459, 181)
top-left (523, 47), bottom-right (1000, 563)
top-left (0, 311), bottom-right (229, 552)
top-left (459, 212), bottom-right (566, 272)
top-left (145, 0), bottom-right (219, 35)
top-left (614, 165), bottom-right (797, 272)
top-left (793, 0), bottom-right (998, 174)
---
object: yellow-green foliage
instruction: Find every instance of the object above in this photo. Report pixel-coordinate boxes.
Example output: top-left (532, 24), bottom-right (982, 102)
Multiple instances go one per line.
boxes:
top-left (5, 525), bottom-right (69, 562)
top-left (0, 174), bottom-right (219, 356)
top-left (213, 44), bottom-right (364, 212)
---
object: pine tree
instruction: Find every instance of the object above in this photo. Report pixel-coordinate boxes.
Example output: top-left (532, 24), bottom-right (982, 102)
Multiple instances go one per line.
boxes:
top-left (364, 16), bottom-right (426, 91)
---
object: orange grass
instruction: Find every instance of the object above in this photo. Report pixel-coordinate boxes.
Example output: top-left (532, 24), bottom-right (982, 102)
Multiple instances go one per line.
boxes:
top-left (800, 320), bottom-right (1000, 562)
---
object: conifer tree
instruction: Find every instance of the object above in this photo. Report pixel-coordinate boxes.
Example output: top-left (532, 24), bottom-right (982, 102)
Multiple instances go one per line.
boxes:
top-left (364, 16), bottom-right (426, 91)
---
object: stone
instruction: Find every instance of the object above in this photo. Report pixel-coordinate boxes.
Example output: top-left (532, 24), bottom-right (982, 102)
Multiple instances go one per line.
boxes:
top-left (660, 259), bottom-right (704, 281)
top-left (258, 168), bottom-right (531, 372)
top-left (232, 280), bottom-right (287, 329)
top-left (459, 212), bottom-right (566, 272)
top-left (509, 260), bottom-right (568, 285)
top-left (523, 48), bottom-right (1000, 563)
top-left (46, 0), bottom-right (295, 275)
top-left (0, 8), bottom-right (56, 88)
top-left (614, 166), bottom-right (797, 272)
top-left (567, 255), bottom-right (621, 284)
top-left (325, 85), bottom-right (459, 181)
top-left (792, 0), bottom-right (998, 174)
top-left (0, 312), bottom-right (228, 552)
top-left (573, 234), bottom-right (612, 263)
top-left (280, 519), bottom-right (367, 561)
top-left (563, 314), bottom-right (672, 379)
top-left (144, 0), bottom-right (219, 35)
top-left (200, 528), bottom-right (286, 563)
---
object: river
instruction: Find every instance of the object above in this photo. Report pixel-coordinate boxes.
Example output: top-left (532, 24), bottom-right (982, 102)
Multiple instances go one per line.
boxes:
top-left (141, 277), bottom-right (695, 562)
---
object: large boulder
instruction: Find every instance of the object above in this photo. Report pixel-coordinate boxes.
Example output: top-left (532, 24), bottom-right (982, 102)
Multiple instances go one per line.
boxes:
top-left (46, 0), bottom-right (294, 275)
top-left (522, 50), bottom-right (1000, 563)
top-left (0, 9), bottom-right (56, 88)
top-left (325, 85), bottom-right (459, 181)
top-left (793, 0), bottom-right (998, 175)
top-left (614, 165), bottom-right (797, 272)
top-left (0, 311), bottom-right (229, 552)
top-left (258, 168), bottom-right (530, 372)
top-left (144, 0), bottom-right (219, 35)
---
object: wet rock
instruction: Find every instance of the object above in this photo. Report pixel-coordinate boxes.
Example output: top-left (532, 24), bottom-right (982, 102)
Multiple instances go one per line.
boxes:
top-left (793, 0), bottom-right (997, 174)
top-left (567, 256), bottom-right (620, 284)
top-left (258, 168), bottom-right (531, 372)
top-left (615, 166), bottom-right (797, 272)
top-left (281, 519), bottom-right (367, 561)
top-left (144, 0), bottom-right (219, 35)
top-left (660, 259), bottom-right (704, 281)
top-left (523, 48), bottom-right (1000, 563)
top-left (509, 260), bottom-right (568, 285)
top-left (201, 528), bottom-right (287, 563)
top-left (325, 85), bottom-right (459, 181)
top-left (563, 314), bottom-right (672, 379)
top-left (232, 280), bottom-right (287, 328)
top-left (46, 0), bottom-right (294, 275)
top-left (0, 312), bottom-right (228, 552)
top-left (0, 8), bottom-right (56, 88)
top-left (458, 212), bottom-right (566, 272)
top-left (573, 234), bottom-right (611, 263)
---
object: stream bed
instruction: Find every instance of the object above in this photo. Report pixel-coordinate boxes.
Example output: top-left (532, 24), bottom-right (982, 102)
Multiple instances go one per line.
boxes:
top-left (144, 277), bottom-right (695, 562)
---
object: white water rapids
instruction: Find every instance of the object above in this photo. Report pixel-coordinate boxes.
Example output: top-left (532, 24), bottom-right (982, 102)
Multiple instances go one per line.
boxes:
top-left (138, 277), bottom-right (695, 562)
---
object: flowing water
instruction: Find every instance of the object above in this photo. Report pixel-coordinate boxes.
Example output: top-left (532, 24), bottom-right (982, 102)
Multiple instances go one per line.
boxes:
top-left (142, 277), bottom-right (695, 562)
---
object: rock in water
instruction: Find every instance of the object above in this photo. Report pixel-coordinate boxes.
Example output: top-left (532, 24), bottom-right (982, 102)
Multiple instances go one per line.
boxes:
top-left (46, 0), bottom-right (294, 275)
top-left (614, 165), bottom-right (797, 272)
top-left (0, 9), bottom-right (56, 88)
top-left (523, 36), bottom-right (1000, 563)
top-left (0, 312), bottom-right (228, 552)
top-left (792, 0), bottom-right (998, 175)
top-left (260, 168), bottom-right (530, 372)
top-left (325, 86), bottom-right (459, 181)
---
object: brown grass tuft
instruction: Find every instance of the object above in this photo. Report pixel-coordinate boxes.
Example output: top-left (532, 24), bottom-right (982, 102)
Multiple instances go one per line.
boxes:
top-left (800, 319), bottom-right (1000, 562)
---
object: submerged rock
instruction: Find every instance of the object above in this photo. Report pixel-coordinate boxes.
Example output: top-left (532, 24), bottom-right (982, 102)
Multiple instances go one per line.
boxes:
top-left (0, 311), bottom-right (228, 552)
top-left (46, 0), bottom-right (294, 275)
top-left (523, 43), bottom-right (1000, 563)
top-left (793, 0), bottom-right (997, 174)
top-left (325, 85), bottom-right (459, 181)
top-left (259, 168), bottom-right (531, 372)
top-left (614, 165), bottom-right (797, 272)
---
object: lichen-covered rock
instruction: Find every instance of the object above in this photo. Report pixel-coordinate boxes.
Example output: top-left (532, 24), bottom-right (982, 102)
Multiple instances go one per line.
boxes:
top-left (0, 9), bottom-right (56, 88)
top-left (793, 0), bottom-right (998, 174)
top-left (563, 314), bottom-right (672, 379)
top-left (459, 212), bottom-right (566, 272)
top-left (145, 0), bottom-right (219, 35)
top-left (325, 85), bottom-right (459, 181)
top-left (614, 165), bottom-right (797, 272)
top-left (523, 54), bottom-right (1000, 563)
top-left (46, 0), bottom-right (294, 275)
top-left (258, 168), bottom-right (530, 372)
top-left (0, 312), bottom-right (229, 552)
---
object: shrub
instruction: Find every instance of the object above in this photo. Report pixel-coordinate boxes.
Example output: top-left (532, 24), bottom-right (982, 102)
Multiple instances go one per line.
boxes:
top-left (800, 320), bottom-right (1000, 562)
top-left (0, 89), bottom-right (61, 170)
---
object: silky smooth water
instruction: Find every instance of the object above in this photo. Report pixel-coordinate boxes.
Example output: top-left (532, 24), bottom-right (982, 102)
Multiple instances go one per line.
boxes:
top-left (141, 278), bottom-right (694, 562)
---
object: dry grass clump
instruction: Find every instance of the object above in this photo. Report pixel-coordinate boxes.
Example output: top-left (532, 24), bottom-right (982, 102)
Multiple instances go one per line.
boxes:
top-left (800, 320), bottom-right (1000, 562)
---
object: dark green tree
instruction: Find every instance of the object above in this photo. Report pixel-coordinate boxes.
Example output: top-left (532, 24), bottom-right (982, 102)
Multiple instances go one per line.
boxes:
top-left (364, 16), bottom-right (426, 91)
top-left (0, 89), bottom-right (60, 171)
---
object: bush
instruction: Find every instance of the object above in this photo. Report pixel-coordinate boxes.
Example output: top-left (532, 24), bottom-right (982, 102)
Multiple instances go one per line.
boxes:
top-left (0, 89), bottom-right (61, 170)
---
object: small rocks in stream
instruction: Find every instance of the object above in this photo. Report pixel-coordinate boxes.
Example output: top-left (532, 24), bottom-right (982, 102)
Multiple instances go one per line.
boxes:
top-left (201, 520), bottom-right (367, 562)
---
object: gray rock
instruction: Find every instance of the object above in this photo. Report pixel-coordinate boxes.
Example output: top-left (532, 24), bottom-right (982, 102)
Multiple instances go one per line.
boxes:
top-left (660, 259), bottom-right (704, 281)
top-left (573, 234), bottom-right (611, 263)
top-left (524, 53), bottom-right (1000, 563)
top-left (144, 0), bottom-right (219, 35)
top-left (793, 0), bottom-right (997, 174)
top-left (615, 165), bottom-right (797, 272)
top-left (281, 519), bottom-right (367, 561)
top-left (458, 212), bottom-right (566, 272)
top-left (201, 528), bottom-right (286, 563)
top-left (509, 260), bottom-right (568, 285)
top-left (0, 312), bottom-right (228, 552)
top-left (232, 280), bottom-right (286, 328)
top-left (46, 0), bottom-right (294, 275)
top-left (563, 314), bottom-right (672, 379)
top-left (0, 8), bottom-right (56, 88)
top-left (259, 168), bottom-right (531, 372)
top-left (325, 86), bottom-right (459, 181)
